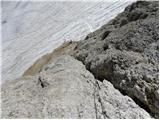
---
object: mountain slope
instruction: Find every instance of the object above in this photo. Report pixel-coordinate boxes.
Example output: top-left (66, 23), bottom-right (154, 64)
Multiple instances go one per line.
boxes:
top-left (1, 1), bottom-right (158, 119)
top-left (73, 1), bottom-right (159, 117)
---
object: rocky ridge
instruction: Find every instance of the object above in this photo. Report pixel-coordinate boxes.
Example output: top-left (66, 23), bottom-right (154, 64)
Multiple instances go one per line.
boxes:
top-left (1, 55), bottom-right (150, 118)
top-left (1, 1), bottom-right (159, 119)
top-left (73, 1), bottom-right (159, 118)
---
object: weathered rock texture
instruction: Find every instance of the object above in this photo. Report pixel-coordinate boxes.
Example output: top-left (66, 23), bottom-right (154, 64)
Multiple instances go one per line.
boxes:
top-left (1, 55), bottom-right (150, 119)
top-left (1, 1), bottom-right (158, 119)
top-left (73, 1), bottom-right (159, 118)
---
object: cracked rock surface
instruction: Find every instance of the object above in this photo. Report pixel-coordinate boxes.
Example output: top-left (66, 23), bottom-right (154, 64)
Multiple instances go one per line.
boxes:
top-left (73, 1), bottom-right (159, 118)
top-left (1, 55), bottom-right (150, 118)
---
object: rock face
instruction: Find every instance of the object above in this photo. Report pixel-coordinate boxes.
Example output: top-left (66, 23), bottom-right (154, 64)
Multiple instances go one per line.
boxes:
top-left (73, 1), bottom-right (159, 117)
top-left (1, 1), bottom-right (158, 119)
top-left (1, 55), bottom-right (150, 118)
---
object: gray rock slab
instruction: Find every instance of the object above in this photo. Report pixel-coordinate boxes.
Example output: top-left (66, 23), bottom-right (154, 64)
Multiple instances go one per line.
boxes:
top-left (1, 55), bottom-right (150, 118)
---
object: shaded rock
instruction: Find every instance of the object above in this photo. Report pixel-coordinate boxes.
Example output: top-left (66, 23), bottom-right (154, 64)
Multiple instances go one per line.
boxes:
top-left (119, 18), bottom-right (128, 27)
top-left (1, 55), bottom-right (150, 118)
top-left (101, 31), bottom-right (110, 40)
top-left (73, 1), bottom-right (159, 118)
top-left (127, 9), bottom-right (148, 21)
top-left (95, 80), bottom-right (150, 119)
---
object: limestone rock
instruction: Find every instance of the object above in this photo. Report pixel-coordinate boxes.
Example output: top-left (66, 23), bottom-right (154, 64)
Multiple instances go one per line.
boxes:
top-left (73, 1), bottom-right (159, 117)
top-left (1, 55), bottom-right (150, 118)
top-left (95, 80), bottom-right (150, 119)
